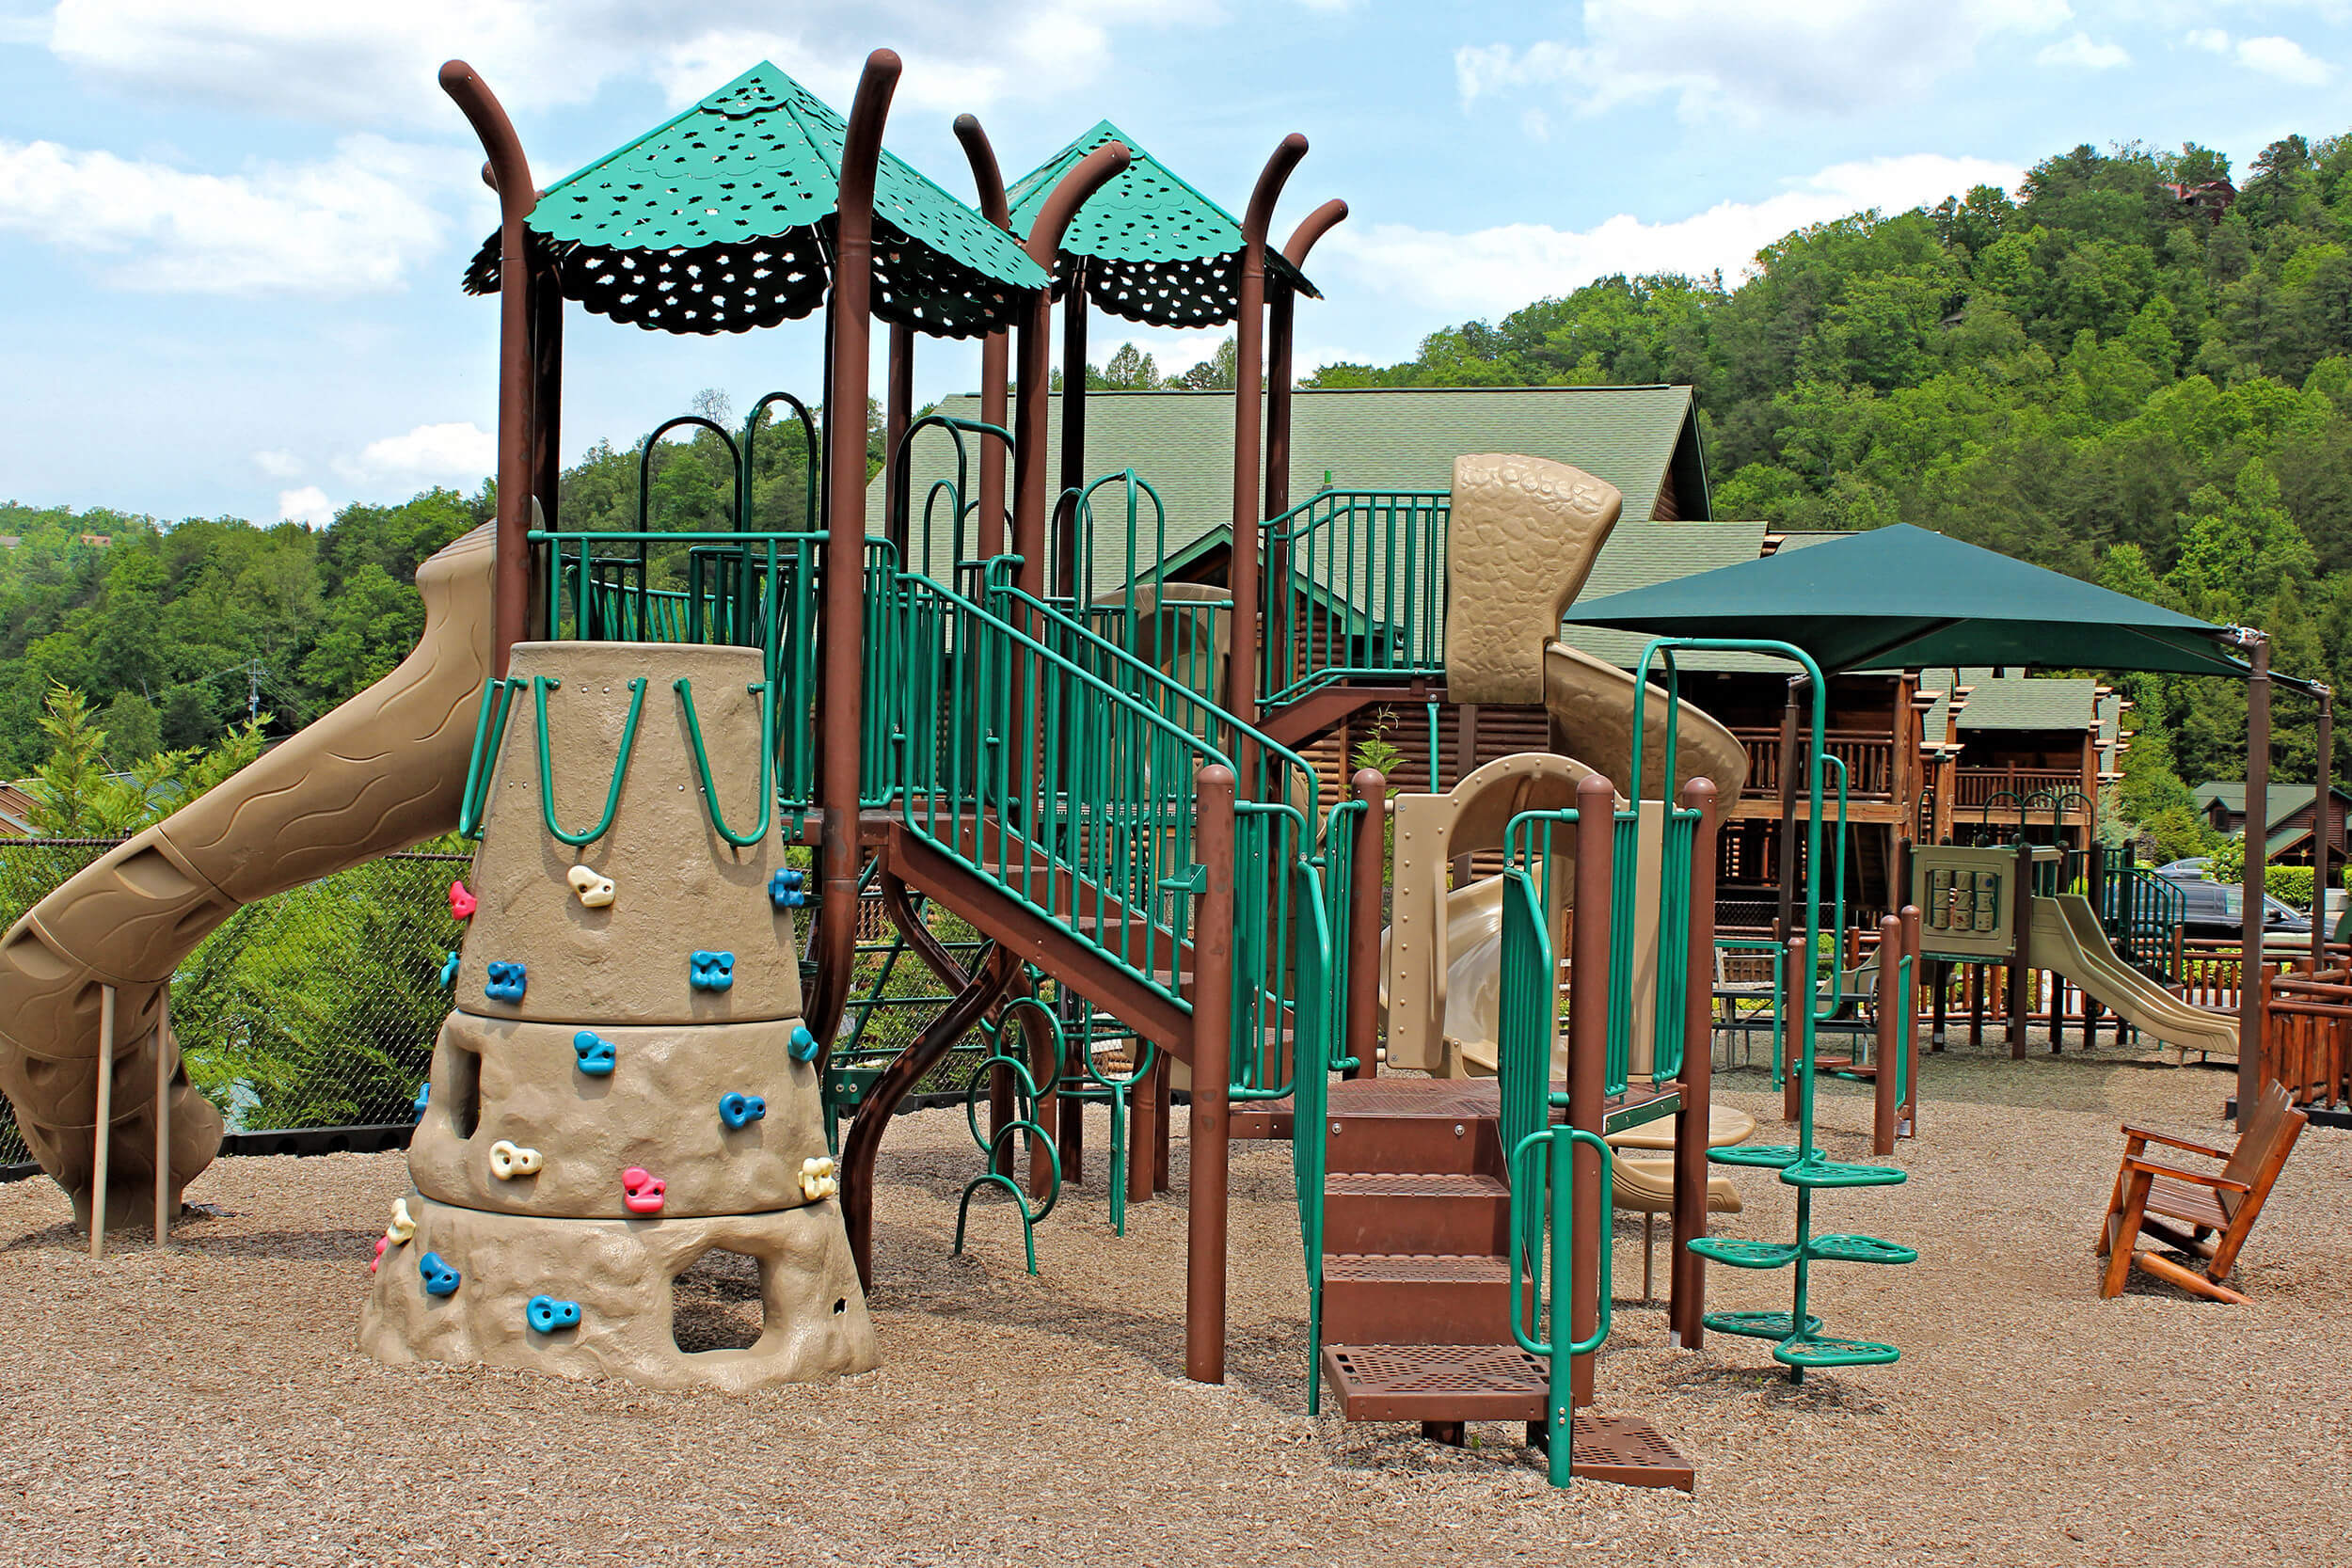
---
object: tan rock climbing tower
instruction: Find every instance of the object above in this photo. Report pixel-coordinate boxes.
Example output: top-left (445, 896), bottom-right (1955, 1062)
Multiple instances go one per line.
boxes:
top-left (359, 641), bottom-right (876, 1388)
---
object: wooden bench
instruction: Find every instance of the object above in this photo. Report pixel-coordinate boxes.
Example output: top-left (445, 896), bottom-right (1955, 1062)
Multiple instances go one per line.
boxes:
top-left (2097, 1081), bottom-right (2306, 1304)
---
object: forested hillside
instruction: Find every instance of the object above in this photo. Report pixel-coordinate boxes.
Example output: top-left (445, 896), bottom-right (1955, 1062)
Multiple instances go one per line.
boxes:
top-left (8, 135), bottom-right (2352, 855)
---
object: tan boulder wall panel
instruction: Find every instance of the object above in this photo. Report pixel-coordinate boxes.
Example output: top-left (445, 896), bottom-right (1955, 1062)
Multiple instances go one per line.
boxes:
top-left (1442, 455), bottom-right (1622, 705)
top-left (459, 641), bottom-right (800, 1026)
top-left (1383, 752), bottom-right (1600, 1074)
top-left (0, 522), bottom-right (495, 1226)
top-left (358, 1193), bottom-right (877, 1392)
top-left (409, 1012), bottom-right (828, 1218)
top-left (1542, 641), bottom-right (1748, 820)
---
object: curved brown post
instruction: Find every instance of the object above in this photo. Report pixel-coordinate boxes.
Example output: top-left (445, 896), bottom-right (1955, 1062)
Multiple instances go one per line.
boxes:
top-left (2241, 632), bottom-right (2272, 1124)
top-left (840, 943), bottom-right (1021, 1286)
top-left (1873, 913), bottom-right (1901, 1155)
top-left (1568, 771), bottom-right (1613, 1406)
top-left (1671, 777), bottom-right (1717, 1348)
top-left (1346, 767), bottom-right (1386, 1078)
top-left (1264, 198), bottom-right (1348, 524)
top-left (1226, 134), bottom-right (1309, 730)
top-left (1187, 765), bottom-right (1237, 1385)
top-left (1011, 143), bottom-right (1131, 604)
top-left (440, 60), bottom-right (538, 675)
top-left (808, 50), bottom-right (902, 1060)
top-left (955, 114), bottom-right (1014, 556)
top-left (884, 323), bottom-right (914, 560)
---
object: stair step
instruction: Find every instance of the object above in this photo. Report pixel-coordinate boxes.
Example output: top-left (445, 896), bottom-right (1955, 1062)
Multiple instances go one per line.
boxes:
top-left (1710, 1144), bottom-right (1802, 1170)
top-left (1702, 1309), bottom-right (1822, 1341)
top-left (1324, 1111), bottom-right (1502, 1177)
top-left (1321, 1253), bottom-right (1525, 1346)
top-left (1772, 1334), bottom-right (1901, 1370)
top-left (1686, 1237), bottom-right (1800, 1270)
top-left (1781, 1156), bottom-right (1907, 1190)
top-left (1325, 1173), bottom-right (1510, 1257)
top-left (1808, 1233), bottom-right (1917, 1266)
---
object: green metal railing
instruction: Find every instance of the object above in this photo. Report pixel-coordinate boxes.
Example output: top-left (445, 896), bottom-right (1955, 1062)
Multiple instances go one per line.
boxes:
top-left (1509, 1125), bottom-right (1613, 1489)
top-left (2101, 860), bottom-right (2185, 978)
top-left (1261, 489), bottom-right (1450, 708)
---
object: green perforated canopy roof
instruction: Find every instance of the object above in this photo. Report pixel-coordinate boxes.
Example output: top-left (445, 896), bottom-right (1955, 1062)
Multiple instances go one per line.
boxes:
top-left (1005, 120), bottom-right (1316, 328)
top-left (465, 62), bottom-right (1048, 338)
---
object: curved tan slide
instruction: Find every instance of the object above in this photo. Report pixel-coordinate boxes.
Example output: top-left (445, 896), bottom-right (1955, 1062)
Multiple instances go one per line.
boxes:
top-left (0, 524), bottom-right (496, 1228)
top-left (2029, 893), bottom-right (2237, 1058)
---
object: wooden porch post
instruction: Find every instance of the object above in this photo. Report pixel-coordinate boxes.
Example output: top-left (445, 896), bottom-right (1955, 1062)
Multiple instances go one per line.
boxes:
top-left (2240, 634), bottom-right (2272, 1125)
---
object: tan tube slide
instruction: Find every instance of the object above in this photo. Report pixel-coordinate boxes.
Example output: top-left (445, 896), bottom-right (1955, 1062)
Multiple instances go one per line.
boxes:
top-left (0, 524), bottom-right (496, 1228)
top-left (2030, 893), bottom-right (2238, 1058)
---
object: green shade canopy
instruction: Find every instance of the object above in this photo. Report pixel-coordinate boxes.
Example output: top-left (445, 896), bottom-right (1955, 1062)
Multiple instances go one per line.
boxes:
top-left (1563, 523), bottom-right (2253, 679)
top-left (466, 63), bottom-right (1048, 339)
top-left (1006, 119), bottom-right (1315, 328)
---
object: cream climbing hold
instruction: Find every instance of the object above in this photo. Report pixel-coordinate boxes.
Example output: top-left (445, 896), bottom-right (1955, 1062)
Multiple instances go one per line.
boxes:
top-left (386, 1196), bottom-right (417, 1245)
top-left (799, 1155), bottom-right (838, 1202)
top-left (567, 864), bottom-right (615, 908)
top-left (489, 1140), bottom-right (545, 1180)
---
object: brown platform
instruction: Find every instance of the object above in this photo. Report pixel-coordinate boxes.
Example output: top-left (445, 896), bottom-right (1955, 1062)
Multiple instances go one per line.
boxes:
top-left (1320, 1345), bottom-right (1693, 1490)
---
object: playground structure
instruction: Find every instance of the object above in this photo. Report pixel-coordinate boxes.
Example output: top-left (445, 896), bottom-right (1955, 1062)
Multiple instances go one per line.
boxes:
top-left (0, 39), bottom-right (2332, 1494)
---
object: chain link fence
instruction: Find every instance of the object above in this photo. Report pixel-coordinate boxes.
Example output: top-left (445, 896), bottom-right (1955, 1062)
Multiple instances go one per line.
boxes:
top-left (0, 840), bottom-right (468, 1170)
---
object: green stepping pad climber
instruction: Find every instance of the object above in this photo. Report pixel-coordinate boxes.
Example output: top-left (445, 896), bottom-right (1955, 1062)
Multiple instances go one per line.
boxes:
top-left (1780, 1156), bottom-right (1908, 1189)
top-left (1772, 1334), bottom-right (1901, 1370)
top-left (1703, 1309), bottom-right (1822, 1341)
top-left (1806, 1233), bottom-right (1917, 1265)
top-left (1709, 1144), bottom-right (1801, 1170)
top-left (1686, 1237), bottom-right (1799, 1270)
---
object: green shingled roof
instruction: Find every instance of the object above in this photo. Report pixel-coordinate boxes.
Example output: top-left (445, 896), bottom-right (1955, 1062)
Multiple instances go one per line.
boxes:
top-left (1917, 667), bottom-right (2105, 735)
top-left (871, 384), bottom-right (1707, 596)
top-left (2196, 781), bottom-right (2350, 832)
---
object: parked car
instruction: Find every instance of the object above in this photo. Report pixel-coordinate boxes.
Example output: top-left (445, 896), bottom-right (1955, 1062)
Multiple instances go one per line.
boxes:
top-left (2169, 878), bottom-right (2311, 938)
top-left (2153, 857), bottom-right (2211, 879)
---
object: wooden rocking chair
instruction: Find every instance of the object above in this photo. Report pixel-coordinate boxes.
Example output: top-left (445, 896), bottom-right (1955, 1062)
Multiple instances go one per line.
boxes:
top-left (2097, 1081), bottom-right (2306, 1304)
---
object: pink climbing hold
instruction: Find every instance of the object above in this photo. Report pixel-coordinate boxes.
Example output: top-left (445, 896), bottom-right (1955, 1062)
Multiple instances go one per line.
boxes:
top-left (449, 880), bottom-right (477, 920)
top-left (371, 1236), bottom-right (389, 1274)
top-left (621, 1166), bottom-right (667, 1215)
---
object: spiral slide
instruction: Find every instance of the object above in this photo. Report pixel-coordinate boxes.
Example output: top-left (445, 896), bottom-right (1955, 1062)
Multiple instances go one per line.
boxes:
top-left (0, 525), bottom-right (496, 1229)
top-left (2030, 892), bottom-right (2238, 1058)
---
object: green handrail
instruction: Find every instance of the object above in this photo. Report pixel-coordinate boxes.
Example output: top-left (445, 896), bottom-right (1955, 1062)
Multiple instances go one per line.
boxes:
top-left (1508, 1126), bottom-right (1614, 1489)
top-left (458, 676), bottom-right (520, 839)
top-left (673, 676), bottom-right (775, 847)
top-left (531, 675), bottom-right (645, 849)
top-left (1259, 488), bottom-right (1451, 708)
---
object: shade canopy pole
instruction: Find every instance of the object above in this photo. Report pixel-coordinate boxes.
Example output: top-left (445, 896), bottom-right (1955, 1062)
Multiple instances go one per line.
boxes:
top-left (1226, 133), bottom-right (1308, 730)
top-left (2315, 687), bottom-right (2336, 978)
top-left (954, 115), bottom-right (1014, 558)
top-left (2238, 630), bottom-right (2271, 1126)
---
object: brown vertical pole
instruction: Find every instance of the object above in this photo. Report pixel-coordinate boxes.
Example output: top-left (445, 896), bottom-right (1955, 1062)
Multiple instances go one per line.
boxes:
top-left (89, 984), bottom-right (114, 1256)
top-left (440, 61), bottom-right (539, 676)
top-left (2010, 839), bottom-right (2033, 1058)
top-left (883, 321), bottom-right (914, 561)
top-left (153, 988), bottom-right (170, 1244)
top-left (953, 115), bottom-right (1012, 558)
top-left (1187, 766), bottom-right (1237, 1386)
top-left (1900, 904), bottom-right (1923, 1137)
top-left (1347, 768), bottom-right (1387, 1079)
top-left (2240, 634), bottom-right (2272, 1124)
top-left (1783, 933), bottom-right (1806, 1124)
top-left (1264, 199), bottom-right (1347, 528)
top-left (805, 51), bottom-right (900, 1058)
top-left (1671, 779), bottom-right (1719, 1348)
top-left (530, 255), bottom-right (564, 545)
top-left (1450, 704), bottom-right (1480, 884)
top-left (1873, 914), bottom-right (1901, 1155)
top-left (1569, 773), bottom-right (1614, 1405)
top-left (1057, 266), bottom-right (1089, 599)
top-left (1931, 957), bottom-right (1947, 1053)
top-left (2313, 688), bottom-right (2334, 975)
top-left (1969, 960), bottom-right (1983, 1048)
top-left (1226, 134), bottom-right (1310, 730)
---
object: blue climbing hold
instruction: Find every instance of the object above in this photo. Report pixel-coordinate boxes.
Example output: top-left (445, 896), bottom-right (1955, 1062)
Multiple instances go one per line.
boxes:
top-left (413, 1082), bottom-right (430, 1118)
top-left (438, 951), bottom-right (460, 988)
top-left (485, 961), bottom-right (527, 1003)
top-left (573, 1030), bottom-right (615, 1076)
top-left (689, 950), bottom-right (736, 992)
top-left (419, 1251), bottom-right (461, 1296)
top-left (719, 1091), bottom-right (767, 1129)
top-left (526, 1294), bottom-right (581, 1333)
top-left (788, 1024), bottom-right (819, 1064)
top-left (768, 868), bottom-right (814, 908)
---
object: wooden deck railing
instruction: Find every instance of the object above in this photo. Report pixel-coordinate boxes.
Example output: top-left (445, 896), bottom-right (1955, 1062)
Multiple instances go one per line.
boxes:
top-left (2258, 965), bottom-right (2352, 1108)
top-left (1731, 728), bottom-right (1898, 800)
top-left (1951, 766), bottom-right (2086, 810)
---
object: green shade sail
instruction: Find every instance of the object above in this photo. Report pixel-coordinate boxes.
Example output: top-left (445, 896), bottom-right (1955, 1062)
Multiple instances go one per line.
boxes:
top-left (465, 63), bottom-right (1048, 338)
top-left (1563, 524), bottom-right (2253, 679)
top-left (1006, 119), bottom-right (1316, 328)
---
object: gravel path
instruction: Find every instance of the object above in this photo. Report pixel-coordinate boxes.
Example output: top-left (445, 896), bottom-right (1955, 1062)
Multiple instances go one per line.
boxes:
top-left (4, 1037), bottom-right (2348, 1566)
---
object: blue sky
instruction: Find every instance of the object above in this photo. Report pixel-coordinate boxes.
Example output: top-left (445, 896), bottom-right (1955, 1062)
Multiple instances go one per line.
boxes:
top-left (2, 1), bottom-right (2348, 528)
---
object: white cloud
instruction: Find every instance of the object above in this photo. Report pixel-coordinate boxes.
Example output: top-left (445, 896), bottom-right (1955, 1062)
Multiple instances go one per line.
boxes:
top-left (0, 134), bottom-right (454, 293)
top-left (252, 450), bottom-right (304, 479)
top-left (2235, 35), bottom-right (2333, 84)
top-left (2185, 27), bottom-right (2231, 53)
top-left (278, 486), bottom-right (334, 528)
top-left (1454, 1), bottom-right (2070, 123)
top-left (334, 421), bottom-right (496, 485)
top-left (1327, 152), bottom-right (2022, 317)
top-left (2036, 32), bottom-right (2128, 69)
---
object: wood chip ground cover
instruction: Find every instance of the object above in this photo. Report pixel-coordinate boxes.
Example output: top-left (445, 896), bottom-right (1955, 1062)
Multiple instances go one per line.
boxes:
top-left (4, 1036), bottom-right (2347, 1565)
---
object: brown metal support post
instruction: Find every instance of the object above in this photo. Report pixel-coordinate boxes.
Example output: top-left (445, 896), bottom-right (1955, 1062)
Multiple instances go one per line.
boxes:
top-left (440, 61), bottom-right (539, 676)
top-left (1347, 768), bottom-right (1387, 1079)
top-left (1774, 679), bottom-right (1803, 947)
top-left (1873, 913), bottom-right (1901, 1156)
top-left (1187, 766), bottom-right (1237, 1386)
top-left (530, 256), bottom-right (564, 551)
top-left (2240, 633), bottom-right (2272, 1124)
top-left (1969, 960), bottom-right (1983, 1048)
top-left (805, 51), bottom-right (900, 1060)
top-left (2010, 839), bottom-right (2033, 1058)
top-left (1931, 958), bottom-right (1947, 1053)
top-left (1226, 134), bottom-right (1309, 730)
top-left (1569, 773), bottom-right (1614, 1405)
top-left (1783, 933), bottom-right (1805, 1124)
top-left (1262, 198), bottom-right (1347, 528)
top-left (1057, 265), bottom-right (1089, 599)
top-left (953, 115), bottom-right (1012, 558)
top-left (2312, 689), bottom-right (2334, 977)
top-left (1900, 904), bottom-right (1923, 1137)
top-left (1671, 780), bottom-right (1719, 1349)
top-left (883, 321), bottom-right (914, 562)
